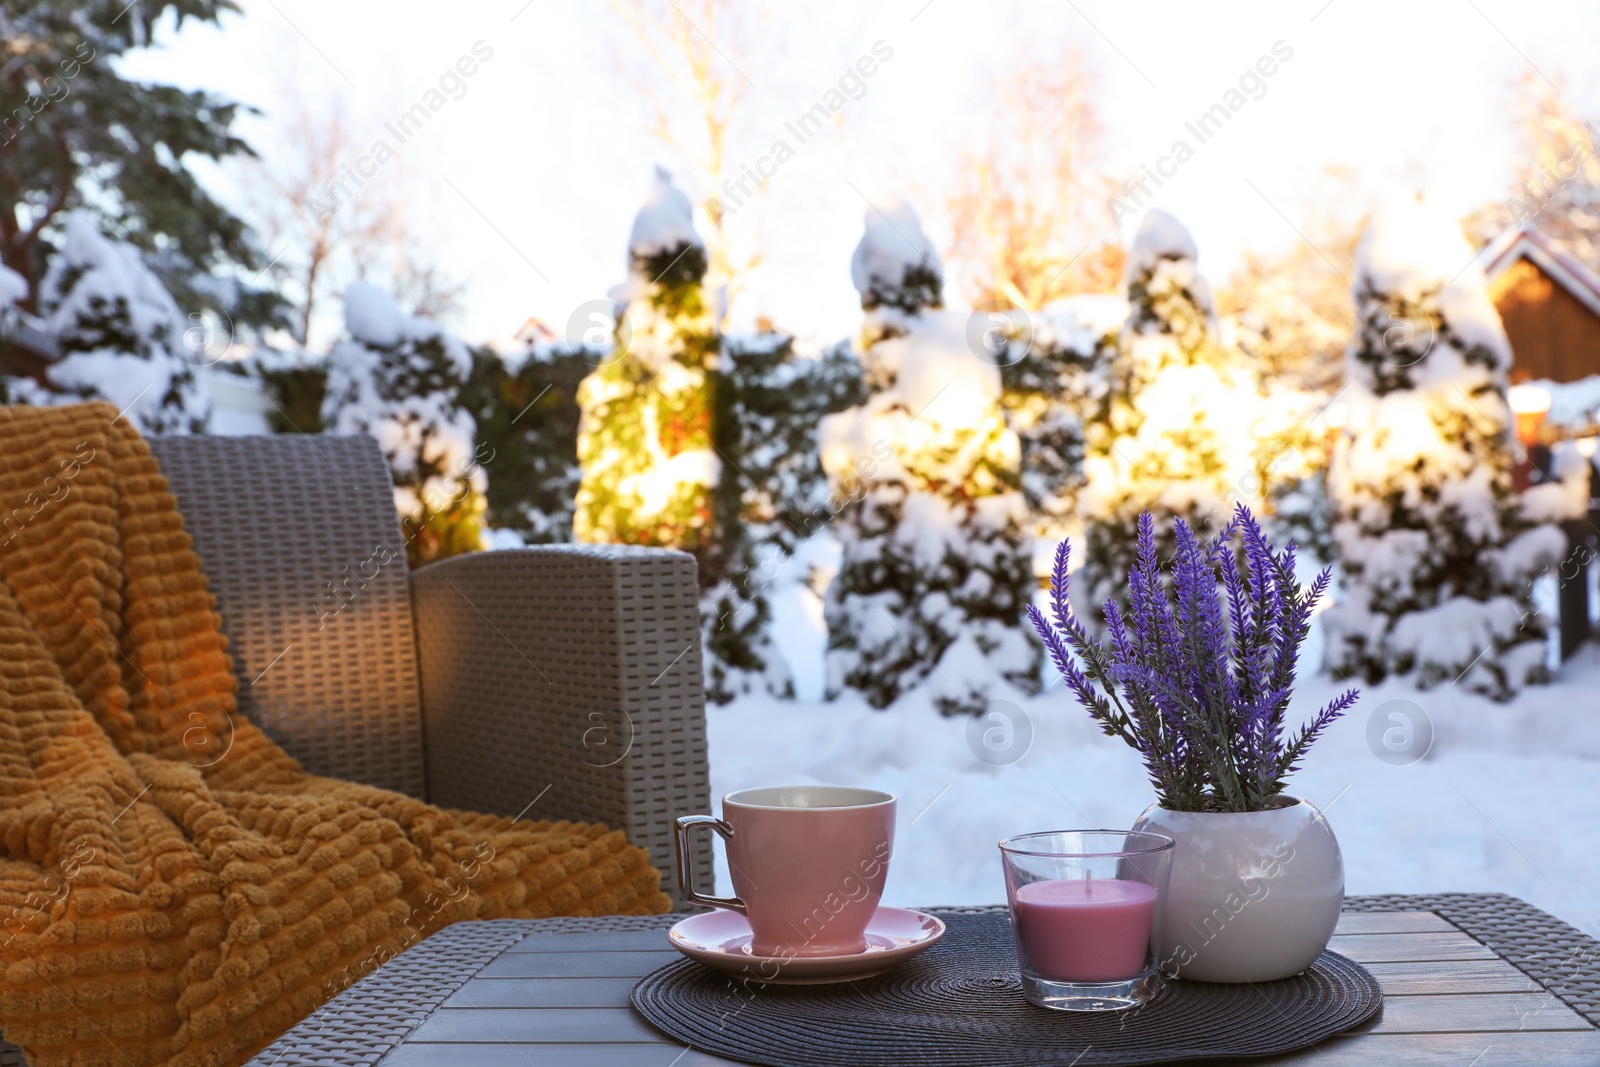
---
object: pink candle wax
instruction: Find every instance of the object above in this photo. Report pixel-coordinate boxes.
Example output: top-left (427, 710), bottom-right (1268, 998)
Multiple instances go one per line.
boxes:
top-left (1013, 878), bottom-right (1157, 982)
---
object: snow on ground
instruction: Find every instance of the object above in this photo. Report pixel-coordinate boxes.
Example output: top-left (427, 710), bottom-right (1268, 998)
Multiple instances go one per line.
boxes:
top-left (707, 562), bottom-right (1600, 936)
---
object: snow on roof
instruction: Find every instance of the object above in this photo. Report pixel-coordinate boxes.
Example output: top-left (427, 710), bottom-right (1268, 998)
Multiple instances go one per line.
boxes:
top-left (849, 198), bottom-right (941, 299)
top-left (1357, 197), bottom-right (1510, 361)
top-left (1125, 209), bottom-right (1198, 279)
top-left (628, 167), bottom-right (703, 260)
top-left (1480, 222), bottom-right (1600, 320)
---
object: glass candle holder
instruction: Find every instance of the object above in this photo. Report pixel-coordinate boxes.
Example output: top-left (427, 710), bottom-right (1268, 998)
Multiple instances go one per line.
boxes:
top-left (999, 829), bottom-right (1175, 1011)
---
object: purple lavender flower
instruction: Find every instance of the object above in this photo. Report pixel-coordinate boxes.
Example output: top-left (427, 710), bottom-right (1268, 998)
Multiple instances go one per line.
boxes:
top-left (1029, 503), bottom-right (1359, 813)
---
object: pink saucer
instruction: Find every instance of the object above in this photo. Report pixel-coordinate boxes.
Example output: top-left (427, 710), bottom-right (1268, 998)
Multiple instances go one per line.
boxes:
top-left (668, 906), bottom-right (945, 985)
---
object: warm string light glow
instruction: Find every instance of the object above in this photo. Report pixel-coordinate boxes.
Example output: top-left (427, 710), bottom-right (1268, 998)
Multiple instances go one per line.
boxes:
top-left (1507, 384), bottom-right (1553, 416)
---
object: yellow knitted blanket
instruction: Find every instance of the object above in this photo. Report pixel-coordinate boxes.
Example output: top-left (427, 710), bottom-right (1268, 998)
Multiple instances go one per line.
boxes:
top-left (0, 403), bottom-right (670, 1067)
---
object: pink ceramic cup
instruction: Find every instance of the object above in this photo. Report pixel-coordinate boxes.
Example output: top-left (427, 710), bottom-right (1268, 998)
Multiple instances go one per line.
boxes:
top-left (675, 786), bottom-right (896, 958)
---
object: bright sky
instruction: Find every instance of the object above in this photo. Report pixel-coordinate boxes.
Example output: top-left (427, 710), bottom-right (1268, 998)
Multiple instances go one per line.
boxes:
top-left (119, 0), bottom-right (1600, 347)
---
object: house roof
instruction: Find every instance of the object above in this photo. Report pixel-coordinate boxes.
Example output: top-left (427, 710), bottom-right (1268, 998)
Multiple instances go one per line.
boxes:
top-left (1481, 222), bottom-right (1600, 320)
top-left (513, 315), bottom-right (559, 346)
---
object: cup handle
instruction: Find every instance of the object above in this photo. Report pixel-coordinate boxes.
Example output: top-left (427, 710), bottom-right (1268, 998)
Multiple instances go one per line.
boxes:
top-left (674, 815), bottom-right (746, 913)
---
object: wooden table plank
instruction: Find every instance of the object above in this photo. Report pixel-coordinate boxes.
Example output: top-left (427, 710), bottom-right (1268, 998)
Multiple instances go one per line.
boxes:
top-left (381, 1033), bottom-right (1600, 1066)
top-left (1333, 910), bottom-right (1457, 935)
top-left (480, 950), bottom-right (680, 979)
top-left (506, 930), bottom-right (673, 952)
top-left (380, 1026), bottom-right (1600, 1066)
top-left (1228, 1030), bottom-right (1600, 1065)
top-left (408, 1006), bottom-right (674, 1045)
top-left (1329, 930), bottom-right (1498, 963)
top-left (449, 958), bottom-right (1556, 1011)
top-left (1366, 959), bottom-right (1541, 996)
top-left (445, 976), bottom-right (639, 1009)
top-left (1368, 991), bottom-right (1591, 1034)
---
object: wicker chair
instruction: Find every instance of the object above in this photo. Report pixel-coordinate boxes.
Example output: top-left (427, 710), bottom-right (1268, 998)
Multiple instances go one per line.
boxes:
top-left (0, 433), bottom-right (711, 1066)
top-left (147, 433), bottom-right (713, 905)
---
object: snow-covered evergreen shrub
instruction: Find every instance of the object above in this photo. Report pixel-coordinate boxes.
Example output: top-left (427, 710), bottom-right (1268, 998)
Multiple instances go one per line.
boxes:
top-left (0, 266), bottom-right (25, 312)
top-left (994, 295), bottom-right (1126, 563)
top-left (0, 265), bottom-right (28, 403)
top-left (574, 169), bottom-right (789, 703)
top-left (704, 330), bottom-right (872, 699)
top-left (729, 332), bottom-right (867, 578)
top-left (1216, 280), bottom-right (1346, 563)
top-left (575, 170), bottom-right (719, 555)
top-left (1324, 199), bottom-right (1571, 698)
top-left (465, 340), bottom-right (589, 544)
top-left (34, 212), bottom-right (210, 433)
top-left (852, 200), bottom-right (945, 321)
top-left (322, 282), bottom-right (484, 566)
top-left (1252, 388), bottom-right (1337, 564)
top-left (822, 202), bottom-right (1039, 715)
top-left (255, 345), bottom-right (329, 433)
top-left (1076, 210), bottom-right (1265, 617)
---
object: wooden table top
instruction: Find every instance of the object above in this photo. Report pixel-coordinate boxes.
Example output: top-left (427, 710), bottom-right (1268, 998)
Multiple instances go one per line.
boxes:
top-left (362, 906), bottom-right (1600, 1066)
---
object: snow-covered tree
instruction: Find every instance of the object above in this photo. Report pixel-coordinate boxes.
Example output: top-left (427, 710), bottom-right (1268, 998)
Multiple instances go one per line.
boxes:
top-left (1217, 166), bottom-right (1363, 396)
top-left (0, 264), bottom-right (30, 402)
top-left (1076, 210), bottom-right (1263, 616)
top-left (692, 355), bottom-right (798, 708)
top-left (255, 345), bottom-right (330, 433)
top-left (821, 201), bottom-right (1038, 715)
top-left (992, 295), bottom-right (1126, 562)
top-left (575, 170), bottom-right (718, 553)
top-left (1324, 198), bottom-right (1571, 698)
top-left (574, 169), bottom-right (789, 703)
top-left (723, 330), bottom-right (864, 568)
top-left (1250, 386), bottom-right (1336, 564)
top-left (464, 338), bottom-right (591, 544)
top-left (33, 211), bottom-right (210, 434)
top-left (0, 266), bottom-right (25, 310)
top-left (0, 1), bottom-right (279, 331)
top-left (322, 282), bottom-right (484, 565)
top-left (609, 0), bottom-right (770, 326)
top-left (1222, 251), bottom-right (1353, 397)
top-left (851, 199), bottom-right (945, 348)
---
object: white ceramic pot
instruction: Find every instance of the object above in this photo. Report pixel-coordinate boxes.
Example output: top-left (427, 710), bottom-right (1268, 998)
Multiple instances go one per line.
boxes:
top-left (1131, 795), bottom-right (1343, 983)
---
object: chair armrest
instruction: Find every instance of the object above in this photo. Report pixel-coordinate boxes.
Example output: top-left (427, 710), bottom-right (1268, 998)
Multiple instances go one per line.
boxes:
top-left (410, 544), bottom-right (710, 909)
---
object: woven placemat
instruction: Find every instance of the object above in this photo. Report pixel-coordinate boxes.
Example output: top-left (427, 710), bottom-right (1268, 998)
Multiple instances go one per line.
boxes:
top-left (631, 911), bottom-right (1382, 1066)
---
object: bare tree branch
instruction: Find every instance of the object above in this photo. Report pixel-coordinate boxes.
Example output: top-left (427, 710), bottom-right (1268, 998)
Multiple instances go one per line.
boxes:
top-left (234, 83), bottom-right (465, 347)
top-left (609, 0), bottom-right (767, 325)
top-left (944, 43), bottom-right (1123, 309)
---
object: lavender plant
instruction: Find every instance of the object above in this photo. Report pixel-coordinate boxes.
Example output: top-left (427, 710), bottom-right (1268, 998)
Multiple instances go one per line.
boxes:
top-left (1028, 504), bottom-right (1359, 813)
